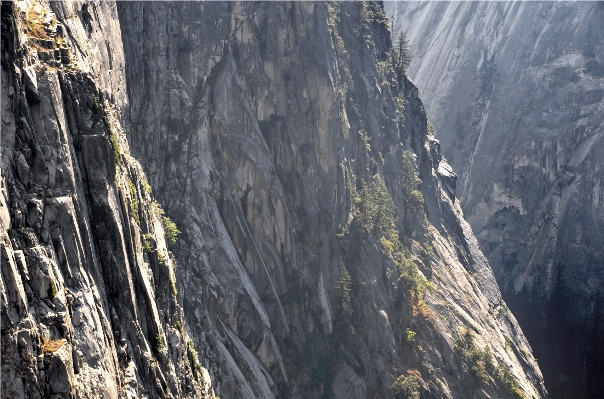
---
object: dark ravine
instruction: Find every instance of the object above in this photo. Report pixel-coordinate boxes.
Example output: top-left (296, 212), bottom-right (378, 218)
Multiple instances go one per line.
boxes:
top-left (3, 1), bottom-right (546, 398)
top-left (386, 1), bottom-right (604, 398)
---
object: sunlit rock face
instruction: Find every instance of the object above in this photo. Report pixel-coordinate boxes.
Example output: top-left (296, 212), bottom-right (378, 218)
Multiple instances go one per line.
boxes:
top-left (3, 1), bottom-right (547, 398)
top-left (386, 2), bottom-right (604, 397)
top-left (1, 1), bottom-right (214, 398)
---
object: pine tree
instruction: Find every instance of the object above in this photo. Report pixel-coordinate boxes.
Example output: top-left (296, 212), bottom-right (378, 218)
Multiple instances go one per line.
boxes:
top-left (392, 374), bottom-right (420, 399)
top-left (401, 151), bottom-right (417, 196)
top-left (333, 266), bottom-right (353, 343)
top-left (368, 178), bottom-right (398, 242)
top-left (401, 151), bottom-right (424, 214)
top-left (336, 267), bottom-right (352, 317)
top-left (393, 31), bottom-right (412, 88)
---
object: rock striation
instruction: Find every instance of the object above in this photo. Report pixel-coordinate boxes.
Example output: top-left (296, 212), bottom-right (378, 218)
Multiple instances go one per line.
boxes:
top-left (3, 1), bottom-right (546, 398)
top-left (1, 1), bottom-right (215, 397)
top-left (386, 1), bottom-right (604, 398)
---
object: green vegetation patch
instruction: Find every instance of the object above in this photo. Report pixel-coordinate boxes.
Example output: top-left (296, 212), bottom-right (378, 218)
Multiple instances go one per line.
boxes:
top-left (401, 151), bottom-right (424, 212)
top-left (392, 373), bottom-right (420, 399)
top-left (353, 177), bottom-right (399, 244)
top-left (154, 332), bottom-right (165, 356)
top-left (143, 233), bottom-right (153, 253)
top-left (455, 328), bottom-right (524, 397)
top-left (344, 171), bottom-right (431, 302)
top-left (127, 178), bottom-right (140, 225)
top-left (404, 328), bottom-right (416, 343)
top-left (176, 320), bottom-right (184, 336)
top-left (497, 365), bottom-right (525, 399)
top-left (170, 276), bottom-right (178, 297)
top-left (103, 116), bottom-right (123, 166)
top-left (163, 216), bottom-right (181, 246)
top-left (47, 280), bottom-right (57, 299)
top-left (187, 340), bottom-right (205, 384)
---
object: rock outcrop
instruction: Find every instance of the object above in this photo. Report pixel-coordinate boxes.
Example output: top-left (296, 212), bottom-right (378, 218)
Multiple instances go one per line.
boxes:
top-left (3, 1), bottom-right (546, 398)
top-left (386, 1), bottom-right (604, 398)
top-left (1, 1), bottom-right (215, 397)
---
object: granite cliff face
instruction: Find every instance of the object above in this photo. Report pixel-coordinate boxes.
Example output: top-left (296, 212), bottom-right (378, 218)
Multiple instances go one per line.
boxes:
top-left (386, 2), bottom-right (604, 398)
top-left (3, 1), bottom-right (546, 398)
top-left (1, 1), bottom-right (215, 398)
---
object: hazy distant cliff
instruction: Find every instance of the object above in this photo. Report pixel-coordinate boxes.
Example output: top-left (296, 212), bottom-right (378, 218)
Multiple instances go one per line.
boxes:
top-left (2, 1), bottom-right (546, 398)
top-left (386, 1), bottom-right (604, 398)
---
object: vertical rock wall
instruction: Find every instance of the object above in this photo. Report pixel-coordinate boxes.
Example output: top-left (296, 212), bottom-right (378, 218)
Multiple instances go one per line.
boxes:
top-left (1, 1), bottom-right (214, 397)
top-left (118, 2), bottom-right (546, 398)
top-left (386, 1), bottom-right (604, 397)
top-left (3, 1), bottom-right (547, 398)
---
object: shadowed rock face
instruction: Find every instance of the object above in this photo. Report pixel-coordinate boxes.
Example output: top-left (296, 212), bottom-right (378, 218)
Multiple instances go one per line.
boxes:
top-left (3, 1), bottom-right (546, 398)
top-left (386, 1), bottom-right (604, 398)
